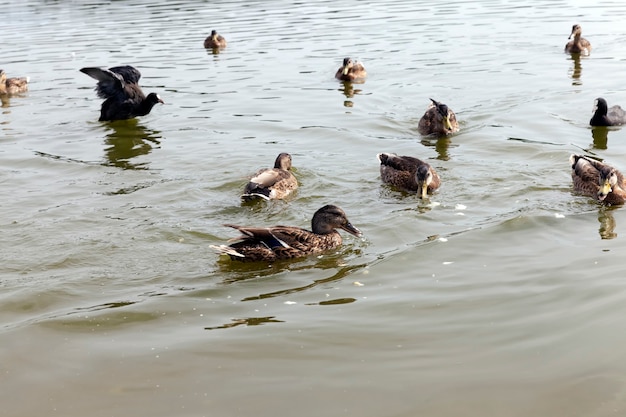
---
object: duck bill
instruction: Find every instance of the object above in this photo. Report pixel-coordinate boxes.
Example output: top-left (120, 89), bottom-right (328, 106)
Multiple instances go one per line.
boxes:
top-left (342, 66), bottom-right (350, 75)
top-left (341, 222), bottom-right (362, 237)
top-left (420, 183), bottom-right (428, 199)
top-left (443, 116), bottom-right (453, 131)
top-left (598, 180), bottom-right (612, 201)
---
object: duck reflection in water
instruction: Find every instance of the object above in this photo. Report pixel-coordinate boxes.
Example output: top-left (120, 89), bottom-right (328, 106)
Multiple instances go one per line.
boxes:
top-left (420, 136), bottom-right (454, 161)
top-left (567, 54), bottom-right (582, 85)
top-left (598, 207), bottom-right (617, 240)
top-left (338, 80), bottom-right (362, 108)
top-left (103, 119), bottom-right (162, 170)
top-left (591, 126), bottom-right (609, 150)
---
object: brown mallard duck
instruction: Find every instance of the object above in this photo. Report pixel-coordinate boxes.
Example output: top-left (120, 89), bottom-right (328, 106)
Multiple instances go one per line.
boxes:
top-left (204, 30), bottom-right (227, 49)
top-left (241, 153), bottom-right (298, 201)
top-left (570, 154), bottom-right (626, 205)
top-left (590, 98), bottom-right (626, 127)
top-left (564, 24), bottom-right (592, 55)
top-left (335, 57), bottom-right (367, 82)
top-left (210, 205), bottom-right (363, 262)
top-left (377, 152), bottom-right (440, 199)
top-left (0, 69), bottom-right (29, 95)
top-left (417, 98), bottom-right (459, 136)
top-left (80, 65), bottom-right (164, 121)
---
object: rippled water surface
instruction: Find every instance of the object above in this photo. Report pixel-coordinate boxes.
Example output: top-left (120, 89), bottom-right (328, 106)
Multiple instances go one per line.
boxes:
top-left (3, 1), bottom-right (626, 416)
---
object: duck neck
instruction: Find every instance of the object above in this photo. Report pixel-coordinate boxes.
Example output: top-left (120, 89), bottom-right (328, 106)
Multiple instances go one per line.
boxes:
top-left (135, 99), bottom-right (158, 116)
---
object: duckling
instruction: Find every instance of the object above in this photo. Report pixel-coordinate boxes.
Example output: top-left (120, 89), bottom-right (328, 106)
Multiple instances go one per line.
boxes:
top-left (241, 153), bottom-right (298, 201)
top-left (210, 205), bottom-right (363, 262)
top-left (204, 30), bottom-right (227, 49)
top-left (565, 24), bottom-right (592, 55)
top-left (0, 69), bottom-right (29, 95)
top-left (570, 154), bottom-right (626, 205)
top-left (377, 152), bottom-right (440, 199)
top-left (335, 57), bottom-right (367, 82)
top-left (418, 98), bottom-right (459, 136)
top-left (80, 65), bottom-right (164, 121)
top-left (590, 98), bottom-right (626, 126)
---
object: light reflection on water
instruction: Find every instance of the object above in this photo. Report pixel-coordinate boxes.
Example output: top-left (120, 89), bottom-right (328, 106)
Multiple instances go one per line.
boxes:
top-left (3, 0), bottom-right (626, 416)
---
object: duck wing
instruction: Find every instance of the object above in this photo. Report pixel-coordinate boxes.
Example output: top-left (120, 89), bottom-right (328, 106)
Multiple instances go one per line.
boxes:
top-left (608, 105), bottom-right (626, 125)
top-left (378, 153), bottom-right (421, 172)
top-left (109, 66), bottom-right (142, 84)
top-left (571, 155), bottom-right (602, 193)
top-left (417, 105), bottom-right (437, 134)
top-left (242, 168), bottom-right (298, 200)
top-left (223, 224), bottom-right (339, 260)
top-left (80, 67), bottom-right (126, 99)
top-left (378, 153), bottom-right (419, 190)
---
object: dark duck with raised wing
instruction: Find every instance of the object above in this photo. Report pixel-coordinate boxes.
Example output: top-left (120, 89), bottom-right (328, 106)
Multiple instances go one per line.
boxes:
top-left (210, 205), bottom-right (363, 262)
top-left (335, 57), bottom-right (367, 82)
top-left (570, 154), bottom-right (626, 205)
top-left (590, 98), bottom-right (626, 127)
top-left (378, 152), bottom-right (440, 199)
top-left (417, 98), bottom-right (459, 136)
top-left (80, 65), bottom-right (163, 121)
top-left (0, 69), bottom-right (29, 95)
top-left (564, 24), bottom-right (592, 55)
top-left (241, 153), bottom-right (298, 201)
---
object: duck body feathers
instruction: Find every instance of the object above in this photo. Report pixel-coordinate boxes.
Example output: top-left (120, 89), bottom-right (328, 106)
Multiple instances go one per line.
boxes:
top-left (80, 65), bottom-right (163, 121)
top-left (590, 98), bottom-right (626, 127)
top-left (241, 153), bottom-right (298, 201)
top-left (335, 57), bottom-right (367, 82)
top-left (378, 152), bottom-right (440, 198)
top-left (418, 98), bottom-right (459, 136)
top-left (0, 69), bottom-right (29, 95)
top-left (570, 154), bottom-right (626, 205)
top-left (210, 205), bottom-right (362, 262)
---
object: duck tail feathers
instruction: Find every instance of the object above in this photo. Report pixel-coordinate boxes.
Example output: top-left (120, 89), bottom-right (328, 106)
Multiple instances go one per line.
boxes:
top-left (209, 244), bottom-right (245, 258)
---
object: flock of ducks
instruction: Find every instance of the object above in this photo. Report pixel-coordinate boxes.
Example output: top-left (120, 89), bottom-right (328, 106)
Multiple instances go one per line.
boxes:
top-left (3, 25), bottom-right (626, 263)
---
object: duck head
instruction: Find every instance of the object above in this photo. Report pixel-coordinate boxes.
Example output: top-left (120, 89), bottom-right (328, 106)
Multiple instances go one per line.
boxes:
top-left (342, 58), bottom-right (354, 75)
top-left (598, 167), bottom-right (618, 201)
top-left (415, 164), bottom-right (433, 199)
top-left (430, 98), bottom-right (454, 131)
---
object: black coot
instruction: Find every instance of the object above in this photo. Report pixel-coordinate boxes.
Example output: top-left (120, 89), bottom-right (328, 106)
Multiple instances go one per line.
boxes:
top-left (80, 65), bottom-right (163, 121)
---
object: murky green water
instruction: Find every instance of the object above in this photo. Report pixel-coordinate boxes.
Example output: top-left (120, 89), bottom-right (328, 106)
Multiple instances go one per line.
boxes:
top-left (3, 1), bottom-right (626, 416)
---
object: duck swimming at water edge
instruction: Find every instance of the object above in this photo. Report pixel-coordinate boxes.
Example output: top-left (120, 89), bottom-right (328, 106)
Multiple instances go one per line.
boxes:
top-left (210, 205), bottom-right (362, 262)
top-left (335, 57), bottom-right (367, 82)
top-left (204, 30), bottom-right (227, 49)
top-left (241, 153), bottom-right (298, 201)
top-left (570, 154), bottom-right (626, 205)
top-left (377, 152), bottom-right (440, 199)
top-left (417, 98), bottom-right (459, 136)
top-left (0, 69), bottom-right (29, 95)
top-left (564, 24), bottom-right (592, 55)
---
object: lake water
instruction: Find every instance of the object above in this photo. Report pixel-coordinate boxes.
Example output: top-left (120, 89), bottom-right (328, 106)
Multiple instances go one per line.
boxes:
top-left (3, 1), bottom-right (626, 416)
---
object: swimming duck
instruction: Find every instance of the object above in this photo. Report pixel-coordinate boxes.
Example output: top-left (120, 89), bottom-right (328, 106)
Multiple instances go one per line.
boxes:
top-left (0, 69), bottom-right (29, 95)
top-left (377, 152), bottom-right (440, 199)
top-left (335, 57), bottom-right (367, 82)
top-left (564, 24), bottom-right (592, 55)
top-left (418, 98), bottom-right (459, 136)
top-left (241, 153), bottom-right (298, 201)
top-left (570, 154), bottom-right (626, 205)
top-left (80, 65), bottom-right (164, 121)
top-left (590, 98), bottom-right (626, 126)
top-left (204, 30), bottom-right (227, 49)
top-left (210, 205), bottom-right (362, 262)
